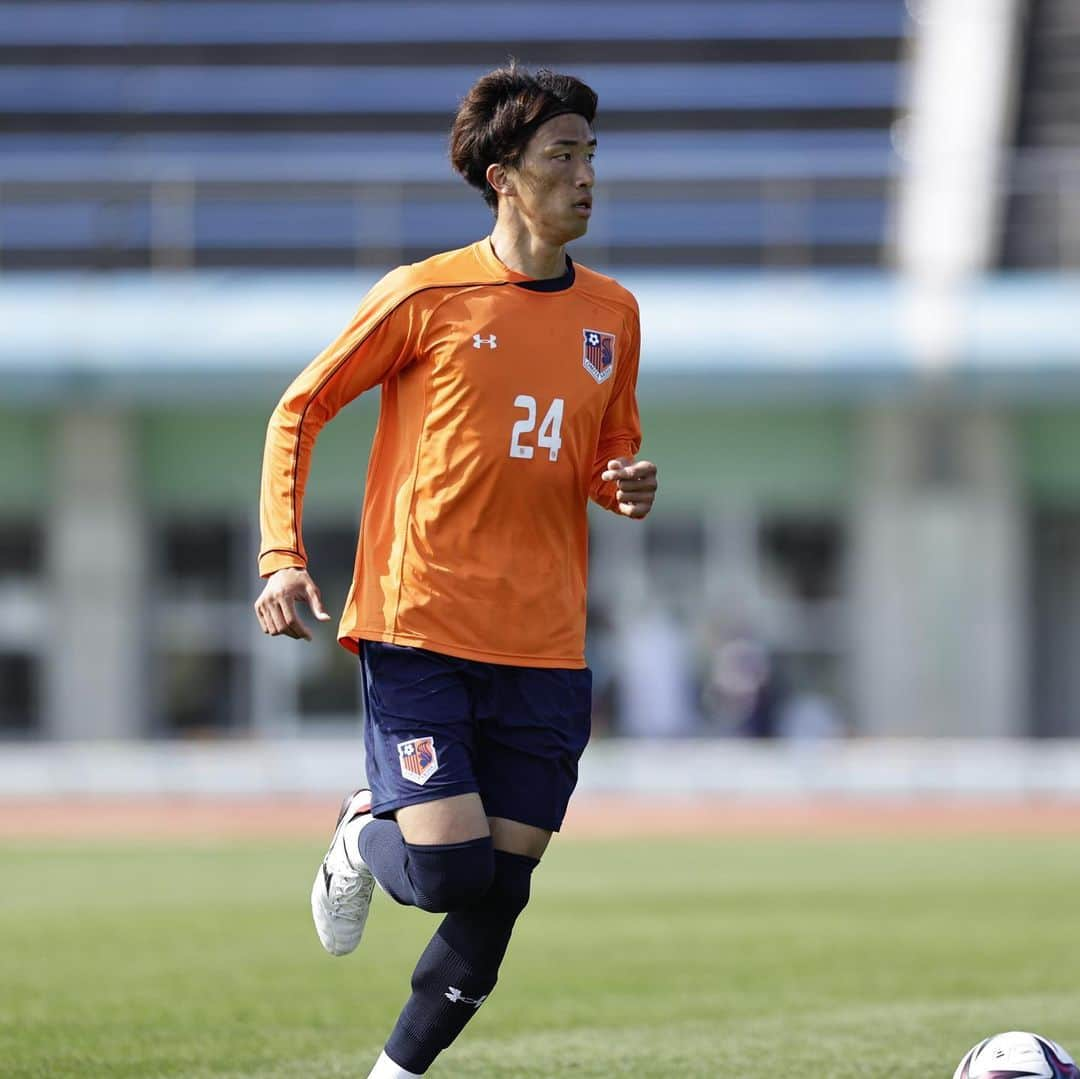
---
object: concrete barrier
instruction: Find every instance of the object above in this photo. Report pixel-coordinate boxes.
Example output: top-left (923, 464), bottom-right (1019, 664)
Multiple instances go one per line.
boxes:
top-left (2, 738), bottom-right (1080, 799)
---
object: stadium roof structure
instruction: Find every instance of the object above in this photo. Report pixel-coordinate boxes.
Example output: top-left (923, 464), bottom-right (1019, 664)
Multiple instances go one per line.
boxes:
top-left (1, 272), bottom-right (1078, 404)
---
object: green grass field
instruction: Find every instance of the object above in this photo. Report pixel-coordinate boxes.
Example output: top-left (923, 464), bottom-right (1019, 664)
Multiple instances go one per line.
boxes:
top-left (2, 835), bottom-right (1079, 1077)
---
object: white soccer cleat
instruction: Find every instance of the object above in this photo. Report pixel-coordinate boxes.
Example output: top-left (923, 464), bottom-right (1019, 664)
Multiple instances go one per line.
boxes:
top-left (311, 788), bottom-right (376, 957)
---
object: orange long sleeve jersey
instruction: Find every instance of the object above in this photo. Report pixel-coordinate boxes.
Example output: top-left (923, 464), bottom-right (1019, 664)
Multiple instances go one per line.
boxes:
top-left (258, 239), bottom-right (642, 668)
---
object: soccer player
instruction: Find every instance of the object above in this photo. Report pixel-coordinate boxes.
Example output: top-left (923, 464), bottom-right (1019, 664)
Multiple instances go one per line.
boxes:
top-left (254, 64), bottom-right (658, 1078)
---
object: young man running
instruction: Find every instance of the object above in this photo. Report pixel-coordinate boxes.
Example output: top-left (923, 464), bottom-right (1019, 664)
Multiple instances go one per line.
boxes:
top-left (255, 64), bottom-right (658, 1078)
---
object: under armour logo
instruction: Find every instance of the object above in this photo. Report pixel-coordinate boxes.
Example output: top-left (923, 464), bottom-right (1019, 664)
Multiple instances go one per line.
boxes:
top-left (445, 986), bottom-right (488, 1009)
top-left (473, 333), bottom-right (497, 349)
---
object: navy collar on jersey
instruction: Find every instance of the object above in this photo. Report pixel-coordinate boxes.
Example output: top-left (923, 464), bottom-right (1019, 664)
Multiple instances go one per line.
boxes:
top-left (514, 255), bottom-right (575, 293)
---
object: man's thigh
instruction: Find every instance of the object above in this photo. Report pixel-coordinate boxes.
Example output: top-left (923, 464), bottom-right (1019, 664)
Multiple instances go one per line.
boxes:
top-left (391, 800), bottom-right (551, 857)
top-left (489, 816), bottom-right (552, 859)
top-left (396, 793), bottom-right (489, 844)
top-left (474, 664), bottom-right (593, 835)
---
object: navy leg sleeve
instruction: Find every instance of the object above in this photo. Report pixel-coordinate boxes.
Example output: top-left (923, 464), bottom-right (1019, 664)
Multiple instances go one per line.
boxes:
top-left (358, 819), bottom-right (495, 913)
top-left (385, 850), bottom-right (538, 1074)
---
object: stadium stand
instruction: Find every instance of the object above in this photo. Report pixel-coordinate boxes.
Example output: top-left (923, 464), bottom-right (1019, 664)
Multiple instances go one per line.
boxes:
top-left (0, 0), bottom-right (909, 269)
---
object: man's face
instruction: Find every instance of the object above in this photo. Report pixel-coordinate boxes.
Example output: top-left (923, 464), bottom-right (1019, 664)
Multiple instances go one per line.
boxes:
top-left (504, 112), bottom-right (596, 245)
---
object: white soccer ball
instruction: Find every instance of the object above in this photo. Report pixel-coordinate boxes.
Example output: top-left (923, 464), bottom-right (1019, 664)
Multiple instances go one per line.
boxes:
top-left (954, 1031), bottom-right (1080, 1079)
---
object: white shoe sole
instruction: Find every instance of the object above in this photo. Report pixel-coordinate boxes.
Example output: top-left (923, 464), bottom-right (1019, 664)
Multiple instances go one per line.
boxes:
top-left (311, 789), bottom-right (375, 957)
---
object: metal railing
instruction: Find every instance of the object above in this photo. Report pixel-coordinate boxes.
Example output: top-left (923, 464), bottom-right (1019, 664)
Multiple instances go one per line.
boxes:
top-left (0, 171), bottom-right (896, 271)
top-left (0, 150), bottom-right (1077, 271)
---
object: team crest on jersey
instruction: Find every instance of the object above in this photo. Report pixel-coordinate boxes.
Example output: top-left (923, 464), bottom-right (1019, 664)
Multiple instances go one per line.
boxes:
top-left (397, 737), bottom-right (438, 786)
top-left (582, 329), bottom-right (615, 384)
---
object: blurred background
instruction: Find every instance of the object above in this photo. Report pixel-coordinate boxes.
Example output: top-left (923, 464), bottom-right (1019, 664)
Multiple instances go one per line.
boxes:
top-left (2, 0), bottom-right (1079, 797)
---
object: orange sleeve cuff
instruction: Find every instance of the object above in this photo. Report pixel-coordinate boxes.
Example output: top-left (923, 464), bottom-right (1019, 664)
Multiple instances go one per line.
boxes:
top-left (258, 551), bottom-right (307, 579)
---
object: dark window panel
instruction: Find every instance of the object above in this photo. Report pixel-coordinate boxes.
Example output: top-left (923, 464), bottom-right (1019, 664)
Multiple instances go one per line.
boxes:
top-left (0, 653), bottom-right (40, 734)
top-left (759, 516), bottom-right (844, 601)
top-left (161, 650), bottom-right (250, 735)
top-left (297, 524), bottom-right (361, 718)
top-left (0, 521), bottom-right (44, 578)
top-left (159, 519), bottom-right (237, 599)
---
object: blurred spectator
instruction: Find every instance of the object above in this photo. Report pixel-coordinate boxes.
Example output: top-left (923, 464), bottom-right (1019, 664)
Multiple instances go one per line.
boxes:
top-left (615, 605), bottom-right (698, 737)
top-left (778, 690), bottom-right (845, 741)
top-left (701, 630), bottom-right (784, 738)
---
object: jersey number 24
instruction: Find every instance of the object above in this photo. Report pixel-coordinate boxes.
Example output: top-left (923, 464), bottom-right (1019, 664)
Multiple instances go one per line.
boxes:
top-left (509, 395), bottom-right (564, 462)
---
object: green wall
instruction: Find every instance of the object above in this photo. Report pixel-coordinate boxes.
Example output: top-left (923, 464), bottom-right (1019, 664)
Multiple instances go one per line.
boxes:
top-left (640, 405), bottom-right (854, 508)
top-left (140, 399), bottom-right (380, 518)
top-left (131, 403), bottom-right (1080, 514)
top-left (1017, 409), bottom-right (1080, 501)
top-left (0, 411), bottom-right (49, 511)
top-left (140, 403), bottom-right (855, 516)
top-left (14, 395), bottom-right (1080, 524)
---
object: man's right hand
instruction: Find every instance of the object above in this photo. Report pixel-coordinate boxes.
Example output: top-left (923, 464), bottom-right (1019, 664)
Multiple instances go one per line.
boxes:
top-left (253, 567), bottom-right (331, 641)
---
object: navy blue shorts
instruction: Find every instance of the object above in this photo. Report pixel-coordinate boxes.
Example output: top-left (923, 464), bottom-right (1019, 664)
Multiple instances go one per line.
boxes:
top-left (360, 641), bottom-right (592, 833)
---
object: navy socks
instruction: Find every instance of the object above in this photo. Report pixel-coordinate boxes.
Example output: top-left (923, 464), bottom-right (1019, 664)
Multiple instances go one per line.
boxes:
top-left (356, 819), bottom-right (538, 1073)
top-left (384, 849), bottom-right (538, 1074)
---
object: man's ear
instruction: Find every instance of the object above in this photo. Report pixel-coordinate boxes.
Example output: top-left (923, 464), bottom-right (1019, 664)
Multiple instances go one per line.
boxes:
top-left (486, 162), bottom-right (513, 199)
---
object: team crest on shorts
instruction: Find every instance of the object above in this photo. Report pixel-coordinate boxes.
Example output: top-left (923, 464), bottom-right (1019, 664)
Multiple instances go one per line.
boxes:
top-left (582, 329), bottom-right (615, 384)
top-left (397, 737), bottom-right (439, 786)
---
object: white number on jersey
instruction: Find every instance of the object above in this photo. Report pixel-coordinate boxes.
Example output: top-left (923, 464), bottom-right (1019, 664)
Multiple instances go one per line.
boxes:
top-left (536, 397), bottom-right (564, 462)
top-left (509, 395), bottom-right (564, 462)
top-left (509, 395), bottom-right (537, 459)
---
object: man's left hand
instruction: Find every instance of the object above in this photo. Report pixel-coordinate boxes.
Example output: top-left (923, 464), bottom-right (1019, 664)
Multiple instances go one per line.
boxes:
top-left (601, 457), bottom-right (658, 519)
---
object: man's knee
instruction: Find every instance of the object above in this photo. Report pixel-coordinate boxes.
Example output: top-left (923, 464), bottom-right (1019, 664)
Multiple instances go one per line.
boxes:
top-left (405, 836), bottom-right (495, 913)
top-left (483, 850), bottom-right (535, 920)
